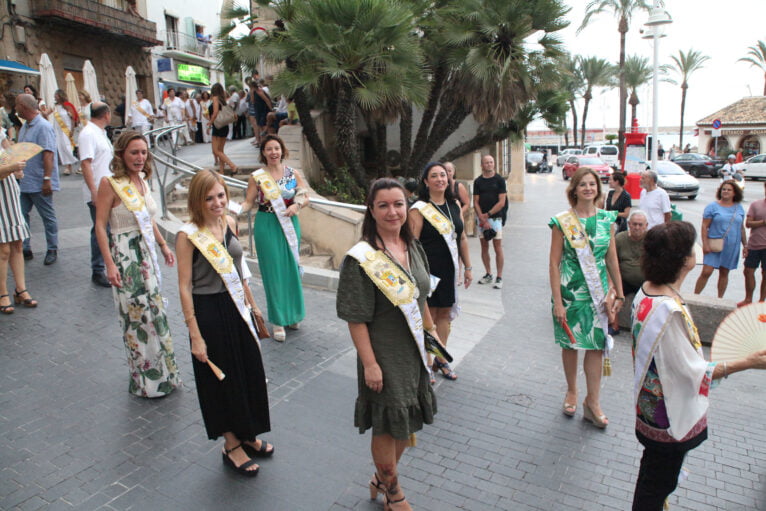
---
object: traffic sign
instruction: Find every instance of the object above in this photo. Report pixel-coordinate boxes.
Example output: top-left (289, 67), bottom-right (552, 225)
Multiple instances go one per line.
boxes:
top-left (712, 128), bottom-right (722, 137)
top-left (712, 119), bottom-right (722, 129)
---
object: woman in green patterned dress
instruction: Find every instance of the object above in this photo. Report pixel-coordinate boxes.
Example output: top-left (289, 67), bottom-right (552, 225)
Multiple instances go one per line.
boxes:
top-left (549, 167), bottom-right (624, 427)
top-left (95, 131), bottom-right (179, 398)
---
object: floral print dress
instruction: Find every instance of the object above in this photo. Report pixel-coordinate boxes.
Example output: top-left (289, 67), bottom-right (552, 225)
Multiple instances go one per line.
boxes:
top-left (109, 186), bottom-right (179, 398)
top-left (548, 209), bottom-right (617, 350)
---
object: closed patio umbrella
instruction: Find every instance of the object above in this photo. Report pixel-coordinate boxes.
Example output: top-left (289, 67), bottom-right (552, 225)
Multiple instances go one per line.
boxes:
top-left (83, 60), bottom-right (100, 102)
top-left (65, 73), bottom-right (81, 111)
top-left (125, 66), bottom-right (137, 125)
top-left (39, 53), bottom-right (57, 107)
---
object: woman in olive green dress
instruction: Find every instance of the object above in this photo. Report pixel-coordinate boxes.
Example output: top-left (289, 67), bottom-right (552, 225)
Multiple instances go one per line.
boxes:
top-left (549, 167), bottom-right (624, 428)
top-left (337, 178), bottom-right (438, 511)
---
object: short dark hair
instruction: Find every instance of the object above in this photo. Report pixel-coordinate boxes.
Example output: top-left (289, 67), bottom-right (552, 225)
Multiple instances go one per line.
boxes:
top-left (90, 102), bottom-right (110, 120)
top-left (641, 221), bottom-right (696, 284)
top-left (611, 171), bottom-right (625, 187)
top-left (259, 135), bottom-right (289, 164)
top-left (361, 178), bottom-right (413, 250)
top-left (416, 162), bottom-right (454, 202)
top-left (716, 181), bottom-right (743, 202)
top-left (403, 178), bottom-right (418, 194)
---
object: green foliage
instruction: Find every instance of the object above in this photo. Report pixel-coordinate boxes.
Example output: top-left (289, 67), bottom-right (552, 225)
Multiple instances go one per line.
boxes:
top-left (311, 170), bottom-right (366, 205)
top-left (605, 134), bottom-right (617, 143)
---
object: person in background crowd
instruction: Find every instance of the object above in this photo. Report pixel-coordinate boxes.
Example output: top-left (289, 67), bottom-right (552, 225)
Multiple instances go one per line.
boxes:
top-left (16, 93), bottom-right (59, 266)
top-left (95, 130), bottom-right (179, 398)
top-left (549, 166), bottom-right (623, 428)
top-left (182, 90), bottom-right (198, 145)
top-left (177, 170), bottom-right (273, 477)
top-left (657, 143), bottom-right (665, 160)
top-left (78, 102), bottom-right (113, 288)
top-left (199, 91), bottom-right (211, 144)
top-left (235, 89), bottom-right (248, 140)
top-left (226, 86), bottom-right (240, 141)
top-left (128, 89), bottom-right (154, 136)
top-left (739, 182), bottom-right (766, 307)
top-left (249, 80), bottom-right (272, 147)
top-left (609, 209), bottom-right (648, 333)
top-left (639, 170), bottom-right (671, 229)
top-left (43, 89), bottom-right (78, 176)
top-left (242, 135), bottom-right (308, 342)
top-left (77, 91), bottom-right (92, 127)
top-left (694, 181), bottom-right (746, 298)
top-left (162, 88), bottom-right (191, 146)
top-left (24, 84), bottom-right (44, 109)
top-left (5, 93), bottom-right (22, 141)
top-left (604, 171), bottom-right (632, 233)
top-left (208, 83), bottom-right (238, 177)
top-left (337, 178), bottom-right (438, 511)
top-left (114, 96), bottom-right (126, 126)
top-left (473, 154), bottom-right (506, 289)
top-left (631, 221), bottom-right (766, 510)
top-left (444, 161), bottom-right (470, 221)
top-left (0, 127), bottom-right (35, 313)
top-left (403, 178), bottom-right (418, 207)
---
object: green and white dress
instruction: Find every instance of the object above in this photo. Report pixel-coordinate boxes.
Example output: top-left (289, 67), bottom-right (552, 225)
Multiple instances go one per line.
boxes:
top-left (548, 209), bottom-right (617, 350)
top-left (108, 183), bottom-right (179, 397)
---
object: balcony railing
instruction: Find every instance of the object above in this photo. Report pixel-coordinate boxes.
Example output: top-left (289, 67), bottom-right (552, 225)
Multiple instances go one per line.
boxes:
top-left (29, 0), bottom-right (160, 47)
top-left (161, 30), bottom-right (214, 59)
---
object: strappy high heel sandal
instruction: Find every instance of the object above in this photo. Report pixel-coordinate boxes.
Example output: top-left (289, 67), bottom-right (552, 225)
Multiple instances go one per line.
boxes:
top-left (0, 295), bottom-right (14, 314)
top-left (384, 485), bottom-right (411, 511)
top-left (369, 472), bottom-right (386, 500)
top-left (14, 289), bottom-right (37, 308)
top-left (432, 359), bottom-right (457, 381)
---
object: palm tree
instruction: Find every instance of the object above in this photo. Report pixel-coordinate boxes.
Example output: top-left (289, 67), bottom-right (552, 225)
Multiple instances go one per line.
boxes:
top-left (578, 0), bottom-right (650, 157)
top-left (579, 56), bottom-right (615, 147)
top-left (623, 55), bottom-right (652, 125)
top-left (663, 49), bottom-right (710, 150)
top-left (738, 40), bottom-right (766, 95)
top-left (560, 54), bottom-right (583, 147)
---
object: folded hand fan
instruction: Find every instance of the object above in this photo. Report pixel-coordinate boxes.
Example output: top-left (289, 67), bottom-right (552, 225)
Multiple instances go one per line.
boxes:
top-left (711, 302), bottom-right (766, 362)
top-left (0, 142), bottom-right (43, 166)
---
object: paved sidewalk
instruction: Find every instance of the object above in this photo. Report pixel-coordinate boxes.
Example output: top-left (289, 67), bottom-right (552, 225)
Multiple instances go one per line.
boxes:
top-left (1, 161), bottom-right (765, 510)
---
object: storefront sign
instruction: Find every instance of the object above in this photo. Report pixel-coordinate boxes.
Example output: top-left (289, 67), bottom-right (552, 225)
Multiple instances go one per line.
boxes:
top-left (177, 63), bottom-right (210, 85)
top-left (703, 129), bottom-right (766, 136)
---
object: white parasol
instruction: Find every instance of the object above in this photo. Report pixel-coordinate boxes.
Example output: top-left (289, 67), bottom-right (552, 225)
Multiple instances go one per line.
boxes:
top-left (82, 60), bottom-right (100, 102)
top-left (65, 73), bottom-right (81, 111)
top-left (39, 53), bottom-right (57, 107)
top-left (125, 66), bottom-right (137, 126)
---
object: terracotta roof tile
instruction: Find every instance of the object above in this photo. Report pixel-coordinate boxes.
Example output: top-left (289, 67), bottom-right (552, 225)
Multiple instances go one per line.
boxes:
top-left (697, 97), bottom-right (766, 126)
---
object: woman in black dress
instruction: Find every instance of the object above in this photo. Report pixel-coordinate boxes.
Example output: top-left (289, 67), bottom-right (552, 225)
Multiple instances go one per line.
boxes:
top-left (208, 83), bottom-right (238, 176)
top-left (409, 162), bottom-right (472, 380)
top-left (605, 171), bottom-right (632, 233)
top-left (177, 170), bottom-right (272, 477)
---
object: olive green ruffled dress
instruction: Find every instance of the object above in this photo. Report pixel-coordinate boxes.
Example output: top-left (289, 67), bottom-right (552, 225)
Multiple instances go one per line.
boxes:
top-left (336, 240), bottom-right (437, 440)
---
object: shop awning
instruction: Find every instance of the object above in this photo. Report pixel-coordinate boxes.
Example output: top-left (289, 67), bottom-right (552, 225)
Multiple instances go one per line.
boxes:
top-left (158, 80), bottom-right (208, 90)
top-left (0, 60), bottom-right (40, 76)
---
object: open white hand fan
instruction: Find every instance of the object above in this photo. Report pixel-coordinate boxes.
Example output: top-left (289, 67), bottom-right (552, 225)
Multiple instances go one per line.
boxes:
top-left (711, 302), bottom-right (766, 362)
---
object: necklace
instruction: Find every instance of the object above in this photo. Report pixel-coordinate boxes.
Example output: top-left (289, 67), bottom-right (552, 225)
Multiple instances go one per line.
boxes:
top-left (666, 284), bottom-right (683, 300)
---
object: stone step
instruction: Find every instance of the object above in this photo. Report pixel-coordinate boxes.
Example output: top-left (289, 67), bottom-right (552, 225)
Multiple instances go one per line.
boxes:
top-left (300, 253), bottom-right (334, 270)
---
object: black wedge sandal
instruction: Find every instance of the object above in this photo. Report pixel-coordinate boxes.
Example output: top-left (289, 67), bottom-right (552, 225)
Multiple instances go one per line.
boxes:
top-left (222, 444), bottom-right (260, 477)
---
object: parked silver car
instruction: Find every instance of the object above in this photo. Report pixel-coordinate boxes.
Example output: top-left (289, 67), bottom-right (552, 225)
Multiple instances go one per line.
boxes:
top-left (652, 160), bottom-right (700, 200)
top-left (556, 148), bottom-right (582, 167)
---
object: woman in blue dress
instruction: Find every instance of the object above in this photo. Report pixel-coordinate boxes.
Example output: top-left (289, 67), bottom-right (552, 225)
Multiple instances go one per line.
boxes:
top-left (694, 181), bottom-right (746, 298)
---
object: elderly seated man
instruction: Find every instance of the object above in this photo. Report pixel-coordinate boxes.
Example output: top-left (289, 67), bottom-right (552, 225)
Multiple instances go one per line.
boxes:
top-left (610, 209), bottom-right (649, 332)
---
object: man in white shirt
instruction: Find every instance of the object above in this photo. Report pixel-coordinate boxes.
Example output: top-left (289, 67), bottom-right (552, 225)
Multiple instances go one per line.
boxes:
top-left (127, 89), bottom-right (153, 135)
top-left (161, 88), bottom-right (191, 145)
top-left (226, 86), bottom-right (239, 141)
top-left (182, 90), bottom-right (197, 144)
top-left (639, 170), bottom-right (671, 229)
top-left (79, 102), bottom-right (113, 287)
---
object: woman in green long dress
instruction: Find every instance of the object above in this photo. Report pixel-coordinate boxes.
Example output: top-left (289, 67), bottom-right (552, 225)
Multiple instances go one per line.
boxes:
top-left (337, 178), bottom-right (438, 511)
top-left (549, 167), bottom-right (624, 428)
top-left (243, 135), bottom-right (308, 341)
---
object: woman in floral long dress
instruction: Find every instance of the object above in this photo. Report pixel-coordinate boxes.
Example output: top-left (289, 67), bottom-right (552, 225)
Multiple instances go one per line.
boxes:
top-left (549, 167), bottom-right (624, 427)
top-left (95, 130), bottom-right (179, 397)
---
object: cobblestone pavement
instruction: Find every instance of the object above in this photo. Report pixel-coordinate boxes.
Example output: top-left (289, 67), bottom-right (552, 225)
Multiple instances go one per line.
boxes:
top-left (1, 161), bottom-right (765, 510)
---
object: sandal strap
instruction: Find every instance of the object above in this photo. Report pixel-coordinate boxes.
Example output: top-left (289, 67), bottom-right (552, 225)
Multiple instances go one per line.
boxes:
top-left (224, 443), bottom-right (243, 455)
top-left (14, 289), bottom-right (28, 296)
top-left (238, 458), bottom-right (259, 471)
top-left (0, 294), bottom-right (8, 299)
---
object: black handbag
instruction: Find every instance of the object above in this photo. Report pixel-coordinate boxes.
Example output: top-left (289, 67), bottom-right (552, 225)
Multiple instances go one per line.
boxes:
top-left (424, 330), bottom-right (453, 362)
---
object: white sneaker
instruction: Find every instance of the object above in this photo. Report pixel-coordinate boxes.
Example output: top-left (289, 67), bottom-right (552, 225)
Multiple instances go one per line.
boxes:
top-left (478, 273), bottom-right (493, 285)
top-left (493, 277), bottom-right (503, 289)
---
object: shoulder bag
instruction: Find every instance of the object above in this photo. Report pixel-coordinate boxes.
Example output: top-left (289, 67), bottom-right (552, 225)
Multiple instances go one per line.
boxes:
top-left (213, 104), bottom-right (237, 128)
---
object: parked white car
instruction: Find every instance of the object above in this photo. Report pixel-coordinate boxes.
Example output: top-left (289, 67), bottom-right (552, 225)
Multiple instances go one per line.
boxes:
top-left (584, 144), bottom-right (619, 169)
top-left (738, 154), bottom-right (766, 180)
top-left (556, 148), bottom-right (582, 167)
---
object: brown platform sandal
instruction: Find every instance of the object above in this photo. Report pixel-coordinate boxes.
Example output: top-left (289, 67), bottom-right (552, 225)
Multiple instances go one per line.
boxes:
top-left (14, 289), bottom-right (37, 308)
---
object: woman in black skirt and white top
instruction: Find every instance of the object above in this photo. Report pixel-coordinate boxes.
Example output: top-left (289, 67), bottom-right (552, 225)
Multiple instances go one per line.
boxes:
top-left (177, 170), bottom-right (273, 477)
top-left (408, 162), bottom-right (472, 380)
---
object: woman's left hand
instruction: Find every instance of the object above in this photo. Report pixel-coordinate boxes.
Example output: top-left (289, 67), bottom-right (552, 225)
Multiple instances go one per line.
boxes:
top-left (606, 294), bottom-right (622, 317)
top-left (284, 204), bottom-right (300, 217)
top-left (162, 245), bottom-right (175, 267)
top-left (463, 269), bottom-right (473, 289)
top-left (743, 246), bottom-right (749, 258)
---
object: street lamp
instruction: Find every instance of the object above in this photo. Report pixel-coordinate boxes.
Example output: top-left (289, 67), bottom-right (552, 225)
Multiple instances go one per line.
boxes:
top-left (643, 2), bottom-right (672, 172)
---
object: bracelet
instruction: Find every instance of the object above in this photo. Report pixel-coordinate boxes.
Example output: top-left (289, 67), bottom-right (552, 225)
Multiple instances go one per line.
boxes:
top-left (464, 266), bottom-right (473, 271)
top-left (615, 296), bottom-right (625, 301)
top-left (723, 361), bottom-right (728, 379)
top-left (424, 324), bottom-right (436, 332)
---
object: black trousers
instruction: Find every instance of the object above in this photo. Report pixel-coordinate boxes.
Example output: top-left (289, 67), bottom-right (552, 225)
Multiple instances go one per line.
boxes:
top-left (632, 428), bottom-right (707, 510)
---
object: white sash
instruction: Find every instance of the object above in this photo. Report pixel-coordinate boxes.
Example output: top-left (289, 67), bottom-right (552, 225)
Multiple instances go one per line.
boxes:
top-left (180, 224), bottom-right (261, 349)
top-left (555, 210), bottom-right (614, 369)
top-left (347, 241), bottom-right (431, 374)
top-left (412, 200), bottom-right (460, 319)
top-left (107, 177), bottom-right (163, 291)
top-left (252, 168), bottom-right (302, 275)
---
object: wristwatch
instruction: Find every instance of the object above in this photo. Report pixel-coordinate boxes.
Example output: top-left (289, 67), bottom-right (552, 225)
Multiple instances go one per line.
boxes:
top-left (43, 176), bottom-right (51, 181)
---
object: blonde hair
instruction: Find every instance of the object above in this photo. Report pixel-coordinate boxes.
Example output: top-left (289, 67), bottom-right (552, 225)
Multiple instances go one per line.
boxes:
top-left (79, 90), bottom-right (92, 103)
top-left (110, 130), bottom-right (153, 180)
top-left (187, 170), bottom-right (229, 227)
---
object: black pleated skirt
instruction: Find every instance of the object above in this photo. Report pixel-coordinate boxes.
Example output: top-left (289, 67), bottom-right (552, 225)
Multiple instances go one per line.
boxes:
top-left (191, 292), bottom-right (271, 441)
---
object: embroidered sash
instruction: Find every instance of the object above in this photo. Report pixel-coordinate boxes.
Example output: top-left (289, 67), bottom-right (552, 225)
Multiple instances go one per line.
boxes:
top-left (347, 241), bottom-right (430, 373)
top-left (132, 100), bottom-right (153, 122)
top-left (556, 210), bottom-right (614, 369)
top-left (53, 110), bottom-right (74, 147)
top-left (412, 200), bottom-right (460, 319)
top-left (107, 176), bottom-right (163, 291)
top-left (180, 224), bottom-right (260, 349)
top-left (252, 168), bottom-right (302, 274)
top-left (633, 297), bottom-right (701, 403)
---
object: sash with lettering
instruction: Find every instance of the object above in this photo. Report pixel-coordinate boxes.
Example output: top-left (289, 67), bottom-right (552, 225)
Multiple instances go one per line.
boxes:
top-left (347, 241), bottom-right (431, 375)
top-left (132, 100), bottom-right (154, 122)
top-left (53, 110), bottom-right (75, 147)
top-left (252, 168), bottom-right (302, 274)
top-left (555, 209), bottom-right (614, 375)
top-left (180, 223), bottom-right (261, 349)
top-left (411, 200), bottom-right (460, 320)
top-left (107, 176), bottom-right (163, 291)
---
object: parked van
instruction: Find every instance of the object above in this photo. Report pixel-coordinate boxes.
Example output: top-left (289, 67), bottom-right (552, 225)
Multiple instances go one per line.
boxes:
top-left (584, 144), bottom-right (620, 169)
